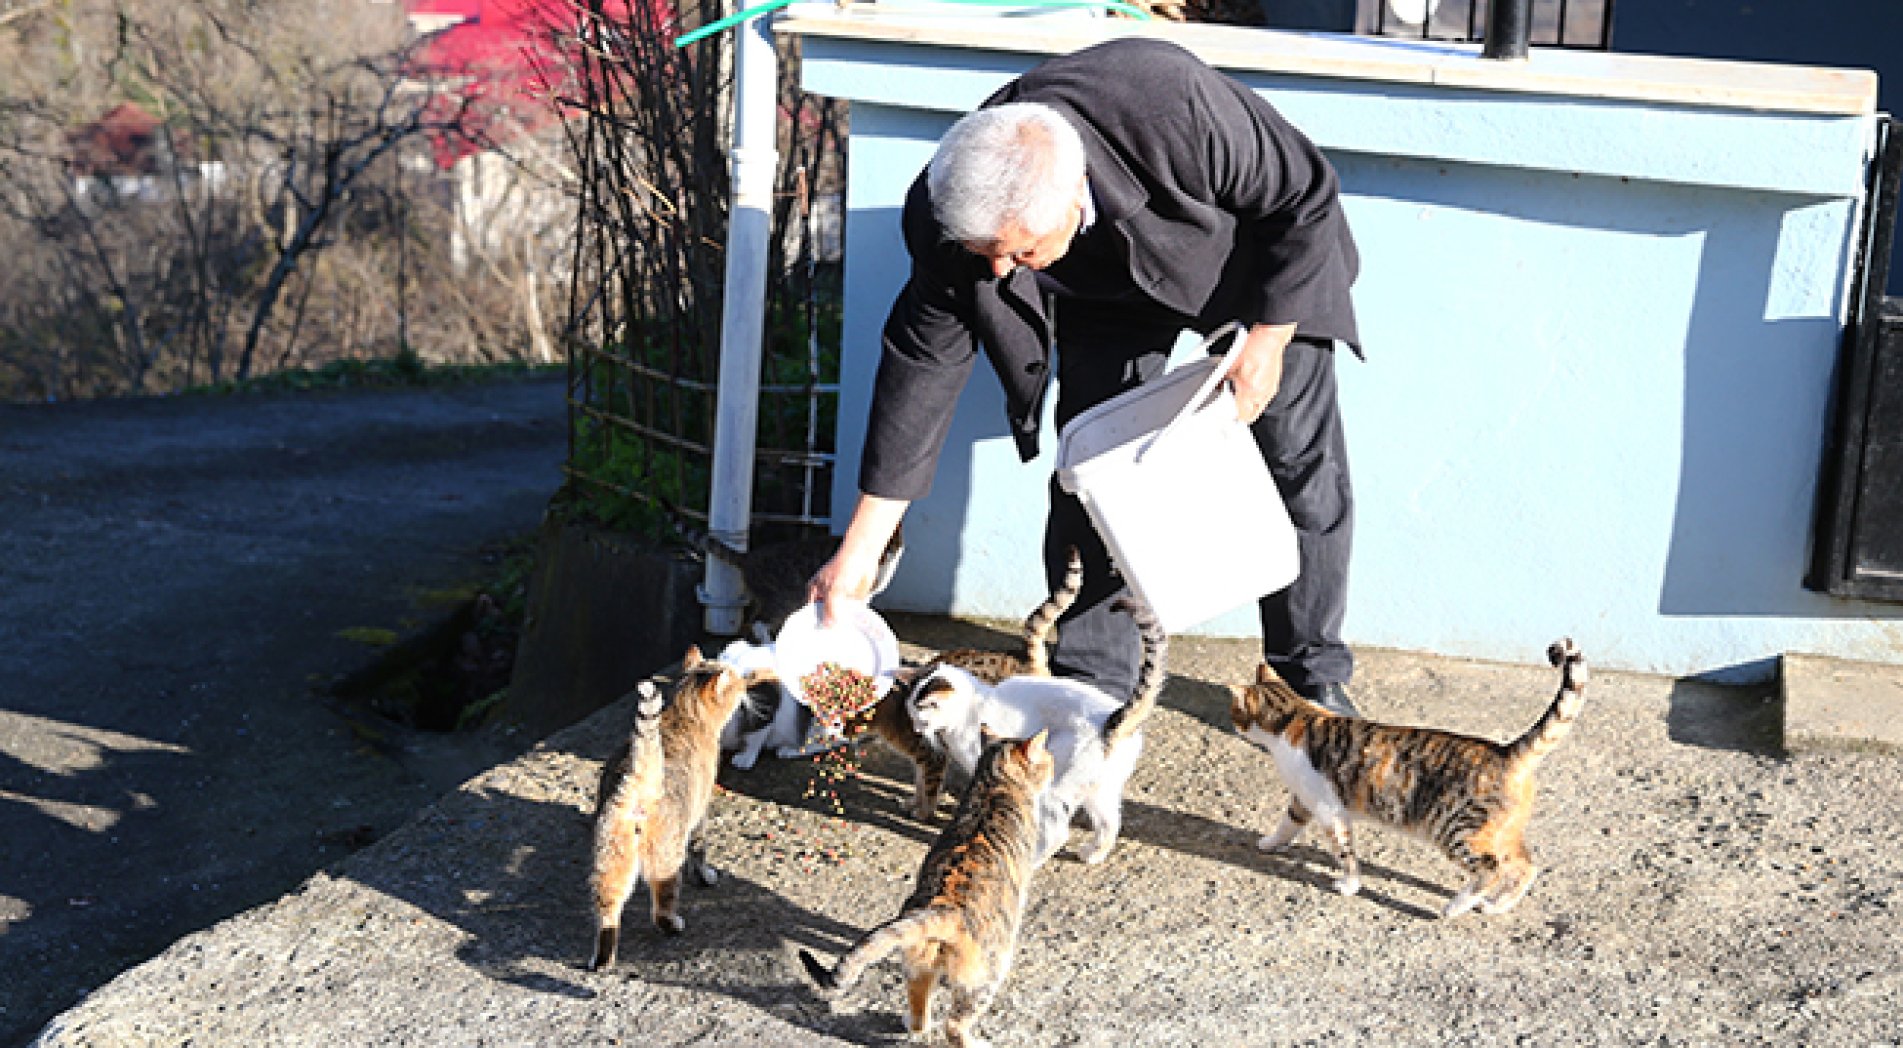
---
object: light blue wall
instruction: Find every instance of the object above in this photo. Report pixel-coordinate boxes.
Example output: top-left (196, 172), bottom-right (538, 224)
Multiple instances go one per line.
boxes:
top-left (806, 29), bottom-right (1898, 680)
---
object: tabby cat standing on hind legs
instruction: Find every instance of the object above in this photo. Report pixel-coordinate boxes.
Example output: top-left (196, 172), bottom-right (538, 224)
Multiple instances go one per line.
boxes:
top-left (1229, 638), bottom-right (1588, 918)
top-left (588, 647), bottom-right (774, 970)
top-left (800, 727), bottom-right (1054, 1048)
top-left (907, 593), bottom-right (1168, 866)
top-left (865, 545), bottom-right (1084, 821)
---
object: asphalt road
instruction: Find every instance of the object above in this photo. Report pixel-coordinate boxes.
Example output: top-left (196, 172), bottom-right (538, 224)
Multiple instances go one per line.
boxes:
top-left (0, 376), bottom-right (568, 1047)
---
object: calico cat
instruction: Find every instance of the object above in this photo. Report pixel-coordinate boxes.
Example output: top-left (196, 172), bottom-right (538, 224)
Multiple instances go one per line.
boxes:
top-left (869, 546), bottom-right (1083, 821)
top-left (668, 504), bottom-right (905, 643)
top-left (800, 727), bottom-right (1054, 1048)
top-left (907, 594), bottom-right (1167, 866)
top-left (1229, 638), bottom-right (1588, 918)
top-left (714, 637), bottom-right (841, 769)
top-left (588, 647), bottom-right (772, 969)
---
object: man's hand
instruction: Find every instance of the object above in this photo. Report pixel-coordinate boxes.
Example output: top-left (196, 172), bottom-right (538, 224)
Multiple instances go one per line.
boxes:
top-left (1224, 322), bottom-right (1297, 425)
top-left (806, 493), bottom-right (909, 627)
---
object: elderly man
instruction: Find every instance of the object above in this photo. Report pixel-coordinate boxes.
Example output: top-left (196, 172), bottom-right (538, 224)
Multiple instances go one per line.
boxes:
top-left (808, 36), bottom-right (1363, 716)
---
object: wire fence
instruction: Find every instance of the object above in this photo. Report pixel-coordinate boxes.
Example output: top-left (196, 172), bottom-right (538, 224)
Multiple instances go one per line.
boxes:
top-left (552, 0), bottom-right (846, 541)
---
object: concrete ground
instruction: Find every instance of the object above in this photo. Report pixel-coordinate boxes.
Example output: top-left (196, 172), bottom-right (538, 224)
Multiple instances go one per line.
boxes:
top-left (31, 614), bottom-right (1903, 1046)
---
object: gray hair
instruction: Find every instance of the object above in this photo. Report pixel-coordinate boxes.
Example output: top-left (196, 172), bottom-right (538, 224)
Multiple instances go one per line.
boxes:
top-left (927, 102), bottom-right (1086, 245)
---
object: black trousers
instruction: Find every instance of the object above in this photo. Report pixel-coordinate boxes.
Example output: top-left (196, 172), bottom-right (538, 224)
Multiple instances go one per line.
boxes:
top-left (1043, 329), bottom-right (1355, 697)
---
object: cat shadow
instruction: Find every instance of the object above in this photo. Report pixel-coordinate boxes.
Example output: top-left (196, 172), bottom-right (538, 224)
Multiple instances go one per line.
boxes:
top-left (1110, 798), bottom-right (1445, 920)
top-left (716, 742), bottom-right (943, 848)
top-left (335, 758), bottom-right (903, 1043)
top-left (1158, 674), bottom-right (1240, 731)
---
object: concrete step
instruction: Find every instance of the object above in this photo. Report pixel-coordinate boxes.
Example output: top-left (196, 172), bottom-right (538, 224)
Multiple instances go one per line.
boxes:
top-left (1780, 650), bottom-right (1903, 753)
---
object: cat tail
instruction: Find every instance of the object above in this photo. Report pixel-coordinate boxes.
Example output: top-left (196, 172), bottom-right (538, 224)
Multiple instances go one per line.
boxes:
top-left (798, 908), bottom-right (960, 994)
top-left (588, 680), bottom-right (668, 970)
top-left (654, 495), bottom-right (748, 565)
top-left (1101, 594), bottom-right (1168, 751)
top-left (1022, 545), bottom-right (1085, 677)
top-left (1507, 639), bottom-right (1589, 767)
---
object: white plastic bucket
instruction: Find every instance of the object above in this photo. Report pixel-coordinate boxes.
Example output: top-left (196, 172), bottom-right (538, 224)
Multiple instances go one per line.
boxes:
top-left (1054, 325), bottom-right (1299, 632)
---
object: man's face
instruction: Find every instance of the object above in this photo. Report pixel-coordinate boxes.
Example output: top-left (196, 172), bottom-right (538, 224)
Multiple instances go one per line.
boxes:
top-left (965, 192), bottom-right (1086, 279)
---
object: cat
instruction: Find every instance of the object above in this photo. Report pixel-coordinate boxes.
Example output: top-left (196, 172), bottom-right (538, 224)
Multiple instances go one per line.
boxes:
top-left (867, 545), bottom-right (1083, 821)
top-left (712, 536), bottom-right (1052, 777)
top-left (666, 502), bottom-right (905, 643)
top-left (906, 594), bottom-right (1167, 866)
top-left (714, 637), bottom-right (846, 769)
top-left (799, 727), bottom-right (1054, 1048)
top-left (587, 646), bottom-right (773, 969)
top-left (1228, 638), bottom-right (1588, 918)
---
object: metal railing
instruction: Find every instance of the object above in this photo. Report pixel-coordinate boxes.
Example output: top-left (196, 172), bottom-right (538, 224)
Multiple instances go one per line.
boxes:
top-left (1358, 0), bottom-right (1613, 49)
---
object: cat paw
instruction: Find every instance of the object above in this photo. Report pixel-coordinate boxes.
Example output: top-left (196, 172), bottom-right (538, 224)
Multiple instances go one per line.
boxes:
top-left (1332, 874), bottom-right (1362, 897)
top-left (1441, 892), bottom-right (1481, 919)
top-left (1075, 840), bottom-right (1114, 866)
top-left (654, 913), bottom-right (687, 936)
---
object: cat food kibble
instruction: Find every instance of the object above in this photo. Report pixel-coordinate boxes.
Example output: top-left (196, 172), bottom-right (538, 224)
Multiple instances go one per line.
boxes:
top-left (800, 662), bottom-right (879, 724)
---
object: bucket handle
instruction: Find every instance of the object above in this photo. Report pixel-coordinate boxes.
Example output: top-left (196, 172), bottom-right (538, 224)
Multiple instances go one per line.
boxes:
top-left (1136, 321), bottom-right (1246, 463)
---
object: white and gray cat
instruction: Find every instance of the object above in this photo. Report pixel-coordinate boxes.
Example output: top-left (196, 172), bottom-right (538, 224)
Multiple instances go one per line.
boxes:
top-left (697, 519), bottom-right (904, 768)
top-left (906, 596), bottom-right (1167, 866)
top-left (715, 637), bottom-right (846, 769)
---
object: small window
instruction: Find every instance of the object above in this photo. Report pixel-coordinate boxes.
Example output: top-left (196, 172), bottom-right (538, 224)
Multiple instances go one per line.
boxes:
top-left (1356, 0), bottom-right (1613, 50)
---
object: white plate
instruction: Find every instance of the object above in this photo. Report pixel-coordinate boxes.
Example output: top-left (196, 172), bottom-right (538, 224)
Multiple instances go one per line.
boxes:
top-left (773, 602), bottom-right (901, 709)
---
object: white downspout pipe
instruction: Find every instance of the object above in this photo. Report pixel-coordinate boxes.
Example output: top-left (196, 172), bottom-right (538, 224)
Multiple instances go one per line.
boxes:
top-left (700, 9), bottom-right (779, 636)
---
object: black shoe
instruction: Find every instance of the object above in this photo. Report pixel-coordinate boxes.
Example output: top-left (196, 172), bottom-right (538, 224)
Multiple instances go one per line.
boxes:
top-left (1301, 682), bottom-right (1360, 718)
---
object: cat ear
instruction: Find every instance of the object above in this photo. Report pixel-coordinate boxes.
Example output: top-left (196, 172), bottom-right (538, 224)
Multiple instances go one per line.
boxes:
top-left (683, 645), bottom-right (705, 670)
top-left (978, 722), bottom-right (1001, 747)
top-left (1256, 662), bottom-right (1276, 685)
top-left (1020, 729), bottom-right (1050, 762)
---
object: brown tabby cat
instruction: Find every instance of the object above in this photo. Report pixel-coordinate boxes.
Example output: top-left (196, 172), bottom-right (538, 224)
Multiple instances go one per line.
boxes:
top-left (864, 546), bottom-right (1082, 820)
top-left (1229, 638), bottom-right (1588, 918)
top-left (800, 727), bottom-right (1055, 1048)
top-left (588, 647), bottom-right (773, 969)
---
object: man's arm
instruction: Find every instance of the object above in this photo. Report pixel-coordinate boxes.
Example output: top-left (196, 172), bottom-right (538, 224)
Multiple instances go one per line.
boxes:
top-left (857, 176), bottom-right (985, 503)
top-left (808, 493), bottom-right (909, 626)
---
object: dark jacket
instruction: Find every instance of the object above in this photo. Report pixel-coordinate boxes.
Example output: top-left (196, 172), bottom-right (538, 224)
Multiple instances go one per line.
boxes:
top-left (860, 37), bottom-right (1361, 501)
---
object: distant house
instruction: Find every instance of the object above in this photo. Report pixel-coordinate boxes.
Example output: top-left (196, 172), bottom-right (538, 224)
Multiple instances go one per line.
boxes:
top-left (400, 0), bottom-right (597, 278)
top-left (66, 102), bottom-right (226, 206)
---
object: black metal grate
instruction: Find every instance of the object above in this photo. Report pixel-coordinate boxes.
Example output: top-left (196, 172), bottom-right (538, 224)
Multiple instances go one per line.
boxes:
top-left (1357, 0), bottom-right (1613, 50)
top-left (1809, 115), bottom-right (1903, 602)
